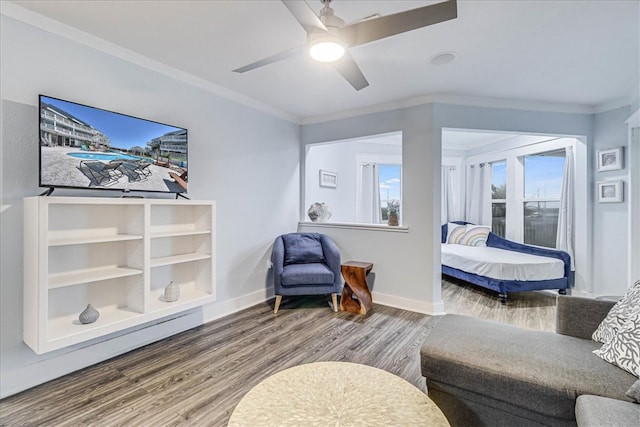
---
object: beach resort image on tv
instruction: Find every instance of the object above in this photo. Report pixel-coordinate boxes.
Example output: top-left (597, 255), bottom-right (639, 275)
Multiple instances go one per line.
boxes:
top-left (39, 95), bottom-right (188, 193)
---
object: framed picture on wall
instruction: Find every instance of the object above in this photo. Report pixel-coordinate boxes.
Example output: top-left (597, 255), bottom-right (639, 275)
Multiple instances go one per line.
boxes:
top-left (319, 170), bottom-right (337, 188)
top-left (596, 180), bottom-right (623, 203)
top-left (596, 147), bottom-right (623, 171)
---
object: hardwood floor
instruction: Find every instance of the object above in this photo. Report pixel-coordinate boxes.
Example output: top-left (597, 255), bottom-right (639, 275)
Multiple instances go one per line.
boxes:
top-left (442, 276), bottom-right (557, 332)
top-left (0, 281), bottom-right (556, 426)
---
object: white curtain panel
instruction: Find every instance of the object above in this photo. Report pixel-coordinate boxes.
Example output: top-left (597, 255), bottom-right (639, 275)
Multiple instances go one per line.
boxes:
top-left (358, 163), bottom-right (381, 223)
top-left (465, 163), bottom-right (492, 225)
top-left (556, 146), bottom-right (575, 270)
top-left (441, 166), bottom-right (458, 222)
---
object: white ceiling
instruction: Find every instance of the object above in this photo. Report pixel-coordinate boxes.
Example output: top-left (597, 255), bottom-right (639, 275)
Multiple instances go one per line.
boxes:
top-left (5, 0), bottom-right (640, 123)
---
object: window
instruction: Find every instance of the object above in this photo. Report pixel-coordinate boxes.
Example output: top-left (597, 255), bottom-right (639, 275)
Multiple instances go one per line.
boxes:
top-left (491, 160), bottom-right (506, 237)
top-left (379, 164), bottom-right (401, 222)
top-left (522, 150), bottom-right (566, 247)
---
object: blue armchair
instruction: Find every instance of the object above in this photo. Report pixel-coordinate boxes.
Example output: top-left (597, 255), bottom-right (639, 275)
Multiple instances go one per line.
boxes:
top-left (271, 232), bottom-right (342, 313)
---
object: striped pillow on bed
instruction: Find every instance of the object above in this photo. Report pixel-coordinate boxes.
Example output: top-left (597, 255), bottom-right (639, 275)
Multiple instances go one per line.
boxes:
top-left (448, 225), bottom-right (491, 247)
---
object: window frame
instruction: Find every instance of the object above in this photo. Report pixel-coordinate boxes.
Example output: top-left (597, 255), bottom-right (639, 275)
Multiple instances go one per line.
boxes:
top-left (465, 137), bottom-right (575, 246)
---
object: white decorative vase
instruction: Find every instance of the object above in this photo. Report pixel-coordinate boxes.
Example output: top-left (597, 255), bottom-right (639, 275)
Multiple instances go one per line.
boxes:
top-left (164, 281), bottom-right (180, 302)
top-left (79, 304), bottom-right (100, 324)
top-left (308, 202), bottom-right (332, 222)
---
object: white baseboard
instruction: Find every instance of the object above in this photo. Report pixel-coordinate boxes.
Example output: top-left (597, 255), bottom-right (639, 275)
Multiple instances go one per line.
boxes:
top-left (372, 291), bottom-right (445, 315)
top-left (201, 287), bottom-right (275, 321)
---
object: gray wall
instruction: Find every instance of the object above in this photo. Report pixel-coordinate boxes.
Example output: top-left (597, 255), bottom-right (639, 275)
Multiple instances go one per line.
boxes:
top-left (592, 107), bottom-right (632, 295)
top-left (0, 16), bottom-right (300, 398)
top-left (301, 102), bottom-right (631, 312)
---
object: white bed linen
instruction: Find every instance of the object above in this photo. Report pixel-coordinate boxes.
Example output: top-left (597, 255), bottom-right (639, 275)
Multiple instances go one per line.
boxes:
top-left (441, 244), bottom-right (564, 281)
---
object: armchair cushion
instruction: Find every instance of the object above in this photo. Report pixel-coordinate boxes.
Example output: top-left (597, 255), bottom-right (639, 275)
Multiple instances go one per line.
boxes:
top-left (281, 263), bottom-right (334, 287)
top-left (282, 233), bottom-right (324, 265)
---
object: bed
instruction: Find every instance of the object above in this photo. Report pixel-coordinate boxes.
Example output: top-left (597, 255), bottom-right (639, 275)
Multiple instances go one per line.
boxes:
top-left (441, 222), bottom-right (571, 304)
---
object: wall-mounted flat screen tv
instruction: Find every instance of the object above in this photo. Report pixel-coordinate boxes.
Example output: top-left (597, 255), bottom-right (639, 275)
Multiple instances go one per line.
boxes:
top-left (39, 95), bottom-right (188, 194)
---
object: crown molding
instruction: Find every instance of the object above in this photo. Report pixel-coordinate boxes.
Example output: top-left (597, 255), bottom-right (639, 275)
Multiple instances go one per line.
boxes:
top-left (299, 93), bottom-right (600, 125)
top-left (3, 2), bottom-right (633, 127)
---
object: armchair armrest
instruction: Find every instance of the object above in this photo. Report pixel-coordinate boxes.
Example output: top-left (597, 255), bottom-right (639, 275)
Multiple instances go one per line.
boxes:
top-left (271, 236), bottom-right (285, 291)
top-left (556, 295), bottom-right (615, 339)
top-left (320, 235), bottom-right (342, 288)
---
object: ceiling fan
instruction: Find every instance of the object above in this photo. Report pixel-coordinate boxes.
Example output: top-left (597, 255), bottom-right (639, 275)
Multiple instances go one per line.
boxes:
top-left (233, 0), bottom-right (458, 91)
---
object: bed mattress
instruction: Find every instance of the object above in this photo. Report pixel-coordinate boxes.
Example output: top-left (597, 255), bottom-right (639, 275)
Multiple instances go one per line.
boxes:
top-left (441, 244), bottom-right (565, 281)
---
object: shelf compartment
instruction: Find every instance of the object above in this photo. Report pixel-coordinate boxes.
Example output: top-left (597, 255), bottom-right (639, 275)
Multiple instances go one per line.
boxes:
top-left (151, 253), bottom-right (211, 268)
top-left (148, 280), bottom-right (214, 314)
top-left (48, 239), bottom-right (144, 279)
top-left (49, 234), bottom-right (143, 247)
top-left (48, 204), bottom-right (144, 242)
top-left (149, 262), bottom-right (213, 313)
top-left (150, 204), bottom-right (212, 235)
top-left (49, 266), bottom-right (143, 289)
top-left (47, 306), bottom-right (143, 343)
top-left (46, 276), bottom-right (145, 345)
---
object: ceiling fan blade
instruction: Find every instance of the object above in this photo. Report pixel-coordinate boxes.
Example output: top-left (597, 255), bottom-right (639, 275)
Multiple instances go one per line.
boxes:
top-left (281, 0), bottom-right (328, 34)
top-left (339, 0), bottom-right (457, 47)
top-left (233, 45), bottom-right (307, 73)
top-left (332, 51), bottom-right (369, 91)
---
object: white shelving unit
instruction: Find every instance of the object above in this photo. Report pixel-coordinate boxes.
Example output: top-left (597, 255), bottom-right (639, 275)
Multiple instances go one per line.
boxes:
top-left (23, 196), bottom-right (216, 354)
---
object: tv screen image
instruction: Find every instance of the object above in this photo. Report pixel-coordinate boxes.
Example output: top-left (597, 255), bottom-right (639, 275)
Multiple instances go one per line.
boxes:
top-left (39, 95), bottom-right (188, 194)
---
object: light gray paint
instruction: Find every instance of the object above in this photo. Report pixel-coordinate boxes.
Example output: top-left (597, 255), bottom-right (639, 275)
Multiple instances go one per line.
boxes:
top-left (301, 102), bottom-right (630, 309)
top-left (0, 16), bottom-right (300, 398)
top-left (592, 107), bottom-right (632, 295)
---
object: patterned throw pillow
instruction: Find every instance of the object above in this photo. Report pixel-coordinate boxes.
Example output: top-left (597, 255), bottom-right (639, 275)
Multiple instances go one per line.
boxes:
top-left (456, 225), bottom-right (491, 247)
top-left (446, 223), bottom-right (465, 243)
top-left (593, 309), bottom-right (640, 378)
top-left (593, 280), bottom-right (640, 344)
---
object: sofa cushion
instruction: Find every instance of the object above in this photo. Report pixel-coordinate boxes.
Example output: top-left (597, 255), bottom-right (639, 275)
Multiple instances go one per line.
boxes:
top-left (281, 263), bottom-right (334, 287)
top-left (421, 314), bottom-right (636, 421)
top-left (626, 379), bottom-right (640, 402)
top-left (592, 280), bottom-right (640, 344)
top-left (282, 233), bottom-right (324, 265)
top-left (575, 395), bottom-right (640, 427)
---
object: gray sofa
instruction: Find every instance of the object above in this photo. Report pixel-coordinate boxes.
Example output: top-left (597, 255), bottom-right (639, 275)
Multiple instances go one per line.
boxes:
top-left (421, 295), bottom-right (639, 426)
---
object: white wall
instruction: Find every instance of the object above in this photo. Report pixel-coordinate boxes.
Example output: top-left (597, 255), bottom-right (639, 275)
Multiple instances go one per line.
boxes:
top-left (0, 15), bottom-right (300, 398)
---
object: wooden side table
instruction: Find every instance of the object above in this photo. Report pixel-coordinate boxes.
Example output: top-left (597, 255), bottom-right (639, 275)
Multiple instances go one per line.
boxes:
top-left (340, 261), bottom-right (373, 314)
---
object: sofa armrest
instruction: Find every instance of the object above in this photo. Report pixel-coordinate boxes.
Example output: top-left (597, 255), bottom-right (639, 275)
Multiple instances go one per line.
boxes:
top-left (556, 295), bottom-right (615, 339)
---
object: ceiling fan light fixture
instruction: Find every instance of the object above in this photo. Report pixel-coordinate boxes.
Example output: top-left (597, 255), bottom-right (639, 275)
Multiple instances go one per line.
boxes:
top-left (308, 34), bottom-right (346, 62)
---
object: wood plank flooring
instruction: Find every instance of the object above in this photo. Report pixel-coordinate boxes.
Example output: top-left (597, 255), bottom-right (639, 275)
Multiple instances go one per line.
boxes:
top-left (0, 280), bottom-right (556, 426)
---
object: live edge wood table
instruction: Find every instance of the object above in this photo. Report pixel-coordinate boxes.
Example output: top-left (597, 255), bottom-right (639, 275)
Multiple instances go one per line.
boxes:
top-left (340, 260), bottom-right (374, 315)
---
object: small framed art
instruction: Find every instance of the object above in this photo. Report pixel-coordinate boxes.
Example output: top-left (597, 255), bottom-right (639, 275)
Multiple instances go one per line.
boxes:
top-left (319, 170), bottom-right (337, 188)
top-left (596, 148), bottom-right (623, 171)
top-left (596, 180), bottom-right (623, 203)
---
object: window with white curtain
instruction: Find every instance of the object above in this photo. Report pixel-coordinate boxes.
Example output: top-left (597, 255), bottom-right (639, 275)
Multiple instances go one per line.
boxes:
top-left (464, 137), bottom-right (576, 250)
top-left (491, 160), bottom-right (507, 237)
